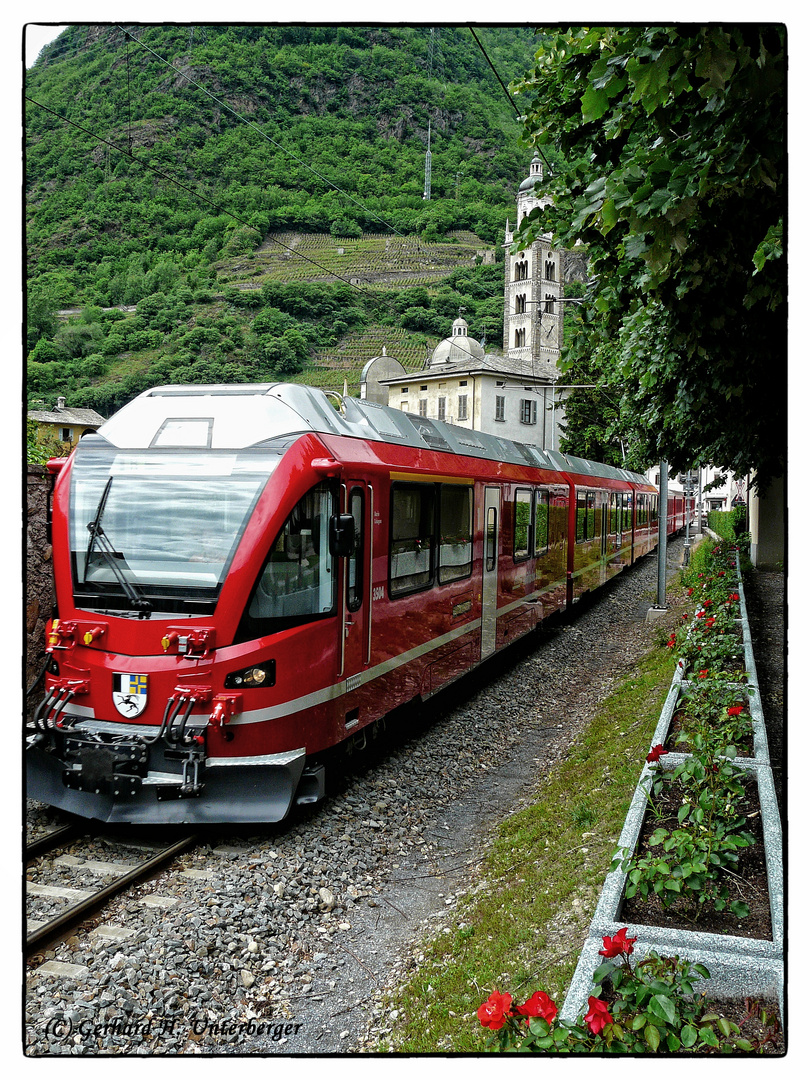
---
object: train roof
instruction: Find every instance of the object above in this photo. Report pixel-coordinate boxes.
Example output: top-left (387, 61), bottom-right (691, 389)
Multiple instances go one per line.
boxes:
top-left (96, 383), bottom-right (651, 487)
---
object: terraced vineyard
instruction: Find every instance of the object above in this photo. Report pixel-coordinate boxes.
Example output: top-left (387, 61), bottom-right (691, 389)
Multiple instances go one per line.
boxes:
top-left (218, 230), bottom-right (495, 291)
top-left (293, 325), bottom-right (437, 395)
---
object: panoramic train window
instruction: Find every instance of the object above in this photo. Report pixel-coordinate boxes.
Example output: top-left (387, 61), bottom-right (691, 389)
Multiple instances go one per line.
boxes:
top-left (438, 484), bottom-right (473, 584)
top-left (246, 482), bottom-right (336, 623)
top-left (347, 488), bottom-right (364, 611)
top-left (390, 483), bottom-right (436, 596)
top-left (534, 489), bottom-right (550, 556)
top-left (622, 493), bottom-right (633, 531)
top-left (514, 488), bottom-right (532, 560)
top-left (576, 490), bottom-right (597, 542)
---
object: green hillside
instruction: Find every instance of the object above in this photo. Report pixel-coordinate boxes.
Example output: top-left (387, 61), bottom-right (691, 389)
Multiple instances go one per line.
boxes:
top-left (25, 24), bottom-right (546, 415)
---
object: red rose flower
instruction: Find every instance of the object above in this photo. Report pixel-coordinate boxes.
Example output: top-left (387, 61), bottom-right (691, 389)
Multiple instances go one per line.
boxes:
top-left (698, 669), bottom-right (709, 679)
top-left (727, 705), bottom-right (744, 717)
top-left (598, 927), bottom-right (637, 958)
top-left (646, 744), bottom-right (668, 764)
top-left (477, 990), bottom-right (513, 1031)
top-left (583, 996), bottom-right (612, 1035)
top-left (516, 991), bottom-right (558, 1024)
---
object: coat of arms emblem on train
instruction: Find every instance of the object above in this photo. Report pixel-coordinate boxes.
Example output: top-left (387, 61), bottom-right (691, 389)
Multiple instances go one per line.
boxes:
top-left (112, 673), bottom-right (148, 717)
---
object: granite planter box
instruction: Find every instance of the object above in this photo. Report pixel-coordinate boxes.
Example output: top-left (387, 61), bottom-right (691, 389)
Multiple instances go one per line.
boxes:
top-left (561, 558), bottom-right (784, 1023)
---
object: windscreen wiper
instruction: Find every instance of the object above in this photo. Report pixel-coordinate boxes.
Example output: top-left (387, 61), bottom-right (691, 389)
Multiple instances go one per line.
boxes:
top-left (85, 478), bottom-right (152, 616)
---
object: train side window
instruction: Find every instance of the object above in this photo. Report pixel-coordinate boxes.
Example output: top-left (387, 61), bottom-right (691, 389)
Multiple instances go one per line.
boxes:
top-left (623, 493), bottom-right (633, 531)
top-left (245, 481), bottom-right (335, 623)
top-left (576, 490), bottom-right (596, 542)
top-left (514, 488), bottom-right (532, 561)
top-left (347, 488), bottom-right (364, 612)
top-left (390, 483), bottom-right (436, 596)
top-left (438, 484), bottom-right (473, 584)
top-left (534, 489), bottom-right (550, 556)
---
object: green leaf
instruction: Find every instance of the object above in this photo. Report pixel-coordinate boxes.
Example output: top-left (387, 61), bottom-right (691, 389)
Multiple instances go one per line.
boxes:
top-left (581, 85), bottom-right (610, 122)
top-left (649, 994), bottom-right (677, 1025)
top-left (681, 1024), bottom-right (698, 1047)
top-left (644, 1024), bottom-right (661, 1052)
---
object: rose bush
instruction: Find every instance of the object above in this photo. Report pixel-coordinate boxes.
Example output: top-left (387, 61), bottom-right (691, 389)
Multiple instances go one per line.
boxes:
top-left (476, 929), bottom-right (759, 1053)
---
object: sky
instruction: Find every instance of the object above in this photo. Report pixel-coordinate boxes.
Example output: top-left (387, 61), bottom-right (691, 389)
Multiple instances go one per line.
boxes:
top-left (25, 23), bottom-right (68, 68)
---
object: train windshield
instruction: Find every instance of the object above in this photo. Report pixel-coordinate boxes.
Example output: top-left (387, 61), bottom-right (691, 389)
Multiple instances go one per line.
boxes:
top-left (68, 441), bottom-right (281, 616)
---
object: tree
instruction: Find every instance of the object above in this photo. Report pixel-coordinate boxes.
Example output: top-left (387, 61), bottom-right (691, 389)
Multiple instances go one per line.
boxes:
top-left (512, 25), bottom-right (786, 488)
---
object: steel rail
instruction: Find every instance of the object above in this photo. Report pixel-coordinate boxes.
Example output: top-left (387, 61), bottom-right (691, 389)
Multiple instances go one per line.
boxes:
top-left (26, 833), bottom-right (197, 952)
top-left (26, 823), bottom-right (81, 861)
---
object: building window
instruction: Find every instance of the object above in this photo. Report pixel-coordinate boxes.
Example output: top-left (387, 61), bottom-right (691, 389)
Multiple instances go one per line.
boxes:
top-left (545, 294), bottom-right (555, 313)
top-left (520, 399), bottom-right (537, 425)
top-left (401, 387), bottom-right (409, 394)
top-left (514, 328), bottom-right (526, 348)
top-left (494, 395), bottom-right (505, 423)
top-left (515, 294), bottom-right (526, 314)
top-left (60, 427), bottom-right (73, 442)
top-left (437, 396), bottom-right (446, 421)
top-left (418, 399), bottom-right (428, 417)
top-left (545, 259), bottom-right (555, 281)
top-left (514, 260), bottom-right (529, 282)
top-left (457, 394), bottom-right (468, 421)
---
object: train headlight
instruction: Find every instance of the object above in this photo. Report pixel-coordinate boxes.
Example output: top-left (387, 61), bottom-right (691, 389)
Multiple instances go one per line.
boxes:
top-left (224, 660), bottom-right (276, 689)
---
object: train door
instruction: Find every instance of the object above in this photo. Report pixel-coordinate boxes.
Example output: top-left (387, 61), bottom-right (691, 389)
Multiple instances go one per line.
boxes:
top-left (481, 486), bottom-right (500, 660)
top-left (339, 481), bottom-right (372, 730)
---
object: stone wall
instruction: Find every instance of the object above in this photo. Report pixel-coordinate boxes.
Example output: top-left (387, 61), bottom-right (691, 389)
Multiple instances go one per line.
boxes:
top-left (26, 466), bottom-right (55, 691)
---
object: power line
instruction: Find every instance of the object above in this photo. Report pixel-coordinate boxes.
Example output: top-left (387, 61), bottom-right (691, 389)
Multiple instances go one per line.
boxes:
top-left (26, 26), bottom-right (549, 374)
top-left (467, 27), bottom-right (554, 177)
top-left (25, 94), bottom-right (369, 296)
top-left (116, 25), bottom-right (415, 244)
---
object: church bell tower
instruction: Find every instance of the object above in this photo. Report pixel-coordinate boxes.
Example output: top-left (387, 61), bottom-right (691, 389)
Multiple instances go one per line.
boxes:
top-left (503, 152), bottom-right (564, 368)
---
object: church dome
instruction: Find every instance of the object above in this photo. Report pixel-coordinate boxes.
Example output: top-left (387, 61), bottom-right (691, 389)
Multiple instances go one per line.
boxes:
top-left (429, 315), bottom-right (485, 367)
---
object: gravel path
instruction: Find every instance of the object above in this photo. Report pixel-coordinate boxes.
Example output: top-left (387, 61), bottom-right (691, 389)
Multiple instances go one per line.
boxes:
top-left (25, 537), bottom-right (782, 1057)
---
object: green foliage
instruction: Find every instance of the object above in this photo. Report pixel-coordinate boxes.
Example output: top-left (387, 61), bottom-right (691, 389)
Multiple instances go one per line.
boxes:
top-left (513, 26), bottom-right (786, 488)
top-left (707, 507), bottom-right (747, 540)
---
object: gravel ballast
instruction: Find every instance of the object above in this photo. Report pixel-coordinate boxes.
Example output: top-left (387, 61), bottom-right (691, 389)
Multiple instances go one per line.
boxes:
top-left (25, 537), bottom-right (783, 1056)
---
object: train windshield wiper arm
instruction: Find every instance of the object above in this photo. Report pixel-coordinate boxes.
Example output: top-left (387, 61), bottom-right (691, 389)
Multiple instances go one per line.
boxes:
top-left (85, 479), bottom-right (152, 615)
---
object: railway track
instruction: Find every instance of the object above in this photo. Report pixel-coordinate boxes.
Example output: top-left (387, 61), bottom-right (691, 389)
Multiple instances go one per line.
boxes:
top-left (26, 825), bottom-right (197, 954)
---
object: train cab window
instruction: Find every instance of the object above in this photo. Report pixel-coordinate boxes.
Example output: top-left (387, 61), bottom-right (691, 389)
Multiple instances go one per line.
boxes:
top-left (514, 488), bottom-right (532, 560)
top-left (438, 485), bottom-right (473, 584)
top-left (246, 482), bottom-right (336, 623)
top-left (347, 488), bottom-right (364, 612)
top-left (534, 489), bottom-right (550, 556)
top-left (390, 483), bottom-right (436, 596)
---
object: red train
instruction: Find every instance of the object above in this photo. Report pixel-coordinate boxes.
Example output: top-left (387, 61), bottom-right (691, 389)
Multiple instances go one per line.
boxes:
top-left (27, 384), bottom-right (686, 823)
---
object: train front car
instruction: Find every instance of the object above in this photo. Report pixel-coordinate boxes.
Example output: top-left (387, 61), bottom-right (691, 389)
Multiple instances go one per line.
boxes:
top-left (27, 384), bottom-right (357, 824)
